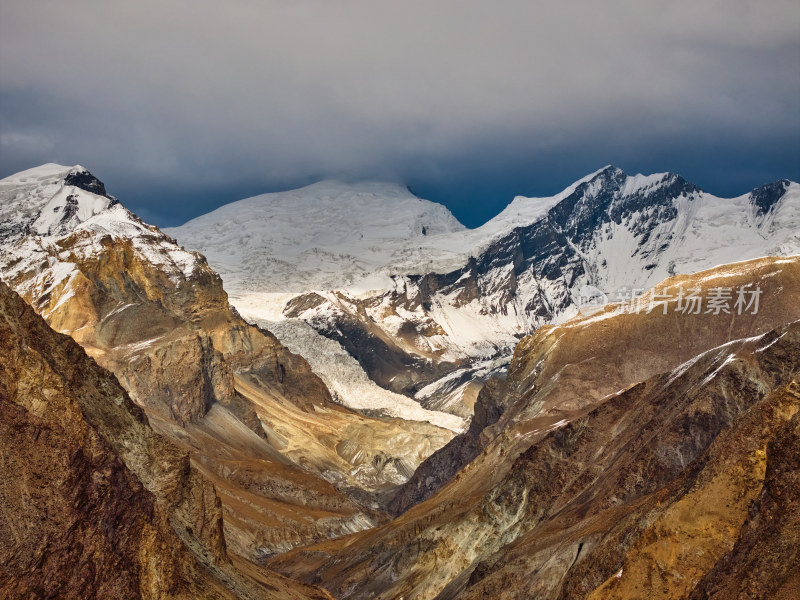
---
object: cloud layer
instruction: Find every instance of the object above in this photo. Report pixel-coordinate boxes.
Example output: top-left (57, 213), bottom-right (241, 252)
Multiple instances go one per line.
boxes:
top-left (2, 0), bottom-right (799, 226)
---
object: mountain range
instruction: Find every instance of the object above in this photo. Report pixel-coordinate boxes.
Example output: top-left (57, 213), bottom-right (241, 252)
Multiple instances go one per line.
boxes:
top-left (1, 163), bottom-right (799, 599)
top-left (167, 166), bottom-right (799, 419)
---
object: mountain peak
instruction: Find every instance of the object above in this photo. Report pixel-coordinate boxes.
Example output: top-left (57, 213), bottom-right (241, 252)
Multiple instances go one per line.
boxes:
top-left (0, 163), bottom-right (74, 186)
top-left (0, 163), bottom-right (105, 190)
top-left (597, 164), bottom-right (623, 175)
top-left (564, 165), bottom-right (623, 191)
top-left (63, 167), bottom-right (110, 198)
top-left (0, 164), bottom-right (120, 239)
top-left (750, 179), bottom-right (792, 216)
top-left (0, 163), bottom-right (207, 306)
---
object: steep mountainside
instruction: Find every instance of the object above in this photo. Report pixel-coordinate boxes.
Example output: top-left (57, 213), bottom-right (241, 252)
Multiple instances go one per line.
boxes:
top-left (0, 164), bottom-right (455, 561)
top-left (268, 257), bottom-right (800, 600)
top-left (0, 164), bottom-right (329, 424)
top-left (0, 281), bottom-right (332, 600)
top-left (169, 168), bottom-right (800, 418)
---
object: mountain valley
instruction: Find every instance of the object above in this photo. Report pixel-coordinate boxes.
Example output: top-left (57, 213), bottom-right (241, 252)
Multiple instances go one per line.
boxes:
top-left (1, 163), bottom-right (799, 599)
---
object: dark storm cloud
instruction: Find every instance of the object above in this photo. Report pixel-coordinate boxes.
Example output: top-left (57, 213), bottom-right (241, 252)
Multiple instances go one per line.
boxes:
top-left (1, 0), bottom-right (799, 226)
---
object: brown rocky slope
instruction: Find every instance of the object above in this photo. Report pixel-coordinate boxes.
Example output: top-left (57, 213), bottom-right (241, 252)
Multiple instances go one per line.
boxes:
top-left (389, 255), bottom-right (800, 516)
top-left (0, 280), bottom-right (332, 600)
top-left (269, 256), bottom-right (800, 599)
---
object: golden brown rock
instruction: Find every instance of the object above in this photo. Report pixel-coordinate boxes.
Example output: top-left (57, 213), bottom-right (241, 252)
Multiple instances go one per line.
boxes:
top-left (0, 170), bottom-right (454, 560)
top-left (0, 280), bottom-right (333, 599)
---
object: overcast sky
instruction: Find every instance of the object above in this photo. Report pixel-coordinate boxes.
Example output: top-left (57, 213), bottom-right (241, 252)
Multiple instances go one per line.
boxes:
top-left (1, 0), bottom-right (799, 227)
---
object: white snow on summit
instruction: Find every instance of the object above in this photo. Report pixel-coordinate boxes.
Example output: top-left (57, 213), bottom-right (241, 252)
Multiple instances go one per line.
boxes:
top-left (165, 175), bottom-right (607, 297)
top-left (585, 180), bottom-right (800, 297)
top-left (165, 180), bottom-right (466, 293)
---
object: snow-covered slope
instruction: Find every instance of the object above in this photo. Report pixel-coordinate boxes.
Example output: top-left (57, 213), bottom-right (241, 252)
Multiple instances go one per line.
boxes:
top-left (168, 167), bottom-right (800, 419)
top-left (166, 180), bottom-right (466, 293)
top-left (165, 174), bottom-right (610, 294)
top-left (569, 170), bottom-right (800, 296)
top-left (169, 167), bottom-right (800, 311)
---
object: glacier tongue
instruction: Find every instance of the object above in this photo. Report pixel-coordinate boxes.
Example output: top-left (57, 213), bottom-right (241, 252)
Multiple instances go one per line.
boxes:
top-left (249, 316), bottom-right (466, 432)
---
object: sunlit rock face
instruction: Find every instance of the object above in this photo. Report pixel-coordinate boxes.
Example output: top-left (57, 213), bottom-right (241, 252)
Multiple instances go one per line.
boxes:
top-left (0, 163), bottom-right (331, 426)
top-left (0, 281), bottom-right (334, 600)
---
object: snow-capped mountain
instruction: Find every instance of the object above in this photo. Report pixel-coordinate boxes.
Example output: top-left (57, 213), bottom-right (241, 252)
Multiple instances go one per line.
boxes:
top-left (169, 167), bottom-right (800, 417)
top-left (166, 180), bottom-right (466, 294)
top-left (163, 175), bottom-right (604, 295)
top-left (0, 163), bottom-right (203, 322)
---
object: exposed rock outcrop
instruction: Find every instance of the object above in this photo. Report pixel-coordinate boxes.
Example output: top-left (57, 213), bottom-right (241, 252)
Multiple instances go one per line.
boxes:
top-left (687, 408), bottom-right (800, 599)
top-left (0, 281), bottom-right (332, 600)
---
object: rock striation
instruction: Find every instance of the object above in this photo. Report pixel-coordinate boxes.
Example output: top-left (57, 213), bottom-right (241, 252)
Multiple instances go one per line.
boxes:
top-left (0, 280), bottom-right (332, 600)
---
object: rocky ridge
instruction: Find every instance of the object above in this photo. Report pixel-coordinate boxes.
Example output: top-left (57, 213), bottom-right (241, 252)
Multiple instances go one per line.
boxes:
top-left (0, 280), bottom-right (332, 600)
top-left (267, 256), bottom-right (800, 599)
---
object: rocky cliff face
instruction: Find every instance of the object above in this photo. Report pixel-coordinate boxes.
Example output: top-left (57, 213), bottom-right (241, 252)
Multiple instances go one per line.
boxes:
top-left (0, 165), bottom-right (332, 426)
top-left (0, 281), bottom-right (332, 600)
top-left (687, 405), bottom-right (800, 600)
top-left (386, 375), bottom-right (511, 516)
top-left (1, 164), bottom-right (248, 424)
top-left (268, 257), bottom-right (800, 600)
top-left (0, 164), bottom-right (454, 562)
